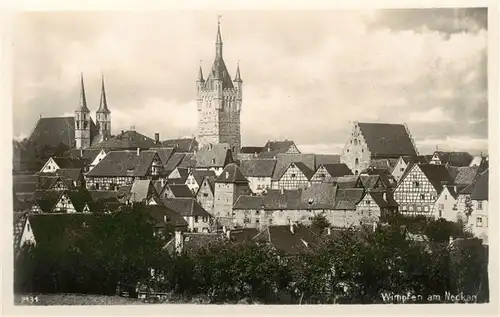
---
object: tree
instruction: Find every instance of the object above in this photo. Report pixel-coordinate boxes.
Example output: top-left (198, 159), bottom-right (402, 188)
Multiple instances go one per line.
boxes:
top-left (310, 214), bottom-right (331, 234)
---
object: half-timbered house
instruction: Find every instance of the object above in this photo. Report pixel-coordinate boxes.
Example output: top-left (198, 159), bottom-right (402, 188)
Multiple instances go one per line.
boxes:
top-left (239, 159), bottom-right (277, 194)
top-left (185, 170), bottom-right (217, 194)
top-left (196, 176), bottom-right (215, 214)
top-left (393, 163), bottom-right (454, 217)
top-left (258, 140), bottom-right (301, 159)
top-left (310, 163), bottom-right (352, 184)
top-left (271, 162), bottom-right (314, 190)
top-left (84, 150), bottom-right (166, 190)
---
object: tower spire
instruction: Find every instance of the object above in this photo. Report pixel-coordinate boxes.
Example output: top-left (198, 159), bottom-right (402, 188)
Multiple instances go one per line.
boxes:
top-left (97, 74), bottom-right (110, 114)
top-left (76, 73), bottom-right (89, 112)
top-left (234, 61), bottom-right (242, 82)
top-left (197, 60), bottom-right (204, 82)
top-left (216, 15), bottom-right (223, 58)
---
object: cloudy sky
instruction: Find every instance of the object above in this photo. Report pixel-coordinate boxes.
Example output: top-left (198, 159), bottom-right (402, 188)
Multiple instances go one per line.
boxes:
top-left (13, 8), bottom-right (488, 155)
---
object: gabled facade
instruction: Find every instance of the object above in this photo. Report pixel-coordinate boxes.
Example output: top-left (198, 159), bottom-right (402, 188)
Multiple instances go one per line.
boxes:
top-left (393, 164), bottom-right (437, 216)
top-left (88, 149), bottom-right (108, 171)
top-left (184, 170), bottom-right (217, 194)
top-left (271, 162), bottom-right (313, 190)
top-left (258, 140), bottom-right (301, 159)
top-left (340, 122), bottom-right (418, 176)
top-left (39, 157), bottom-right (61, 173)
top-left (196, 177), bottom-right (215, 214)
top-left (239, 159), bottom-right (277, 194)
top-left (431, 186), bottom-right (458, 221)
top-left (18, 217), bottom-right (36, 248)
top-left (310, 164), bottom-right (352, 184)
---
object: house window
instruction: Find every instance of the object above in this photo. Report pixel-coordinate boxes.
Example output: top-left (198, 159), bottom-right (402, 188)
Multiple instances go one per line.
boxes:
top-left (193, 228), bottom-right (199, 233)
top-left (355, 170), bottom-right (358, 175)
top-left (400, 168), bottom-right (405, 172)
top-left (420, 194), bottom-right (425, 200)
top-left (414, 181), bottom-right (420, 188)
top-left (291, 173), bottom-right (296, 178)
top-left (439, 204), bottom-right (444, 209)
top-left (439, 210), bottom-right (442, 218)
top-left (477, 201), bottom-right (483, 210)
top-left (256, 219), bottom-right (260, 223)
top-left (195, 216), bottom-right (199, 223)
top-left (269, 218), bottom-right (273, 224)
top-left (256, 210), bottom-right (260, 215)
top-left (355, 158), bottom-right (359, 165)
top-left (365, 200), bottom-right (370, 205)
top-left (424, 206), bottom-right (429, 212)
top-left (476, 217), bottom-right (483, 227)
top-left (319, 173), bottom-right (325, 178)
top-left (347, 149), bottom-right (349, 153)
top-left (362, 149), bottom-right (364, 153)
top-left (445, 195), bottom-right (447, 200)
top-left (354, 139), bottom-right (358, 145)
top-left (27, 223), bottom-right (30, 231)
top-left (409, 206), bottom-right (413, 212)
top-left (203, 193), bottom-right (208, 197)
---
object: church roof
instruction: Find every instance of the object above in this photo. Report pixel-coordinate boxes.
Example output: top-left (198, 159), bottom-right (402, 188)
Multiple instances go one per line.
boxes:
top-left (96, 75), bottom-right (110, 114)
top-left (91, 130), bottom-right (156, 150)
top-left (357, 122), bottom-right (418, 157)
top-left (28, 116), bottom-right (98, 149)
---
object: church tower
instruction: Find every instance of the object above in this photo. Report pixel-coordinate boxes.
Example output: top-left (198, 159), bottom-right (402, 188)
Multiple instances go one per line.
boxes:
top-left (197, 19), bottom-right (242, 154)
top-left (75, 73), bottom-right (91, 149)
top-left (96, 74), bottom-right (111, 141)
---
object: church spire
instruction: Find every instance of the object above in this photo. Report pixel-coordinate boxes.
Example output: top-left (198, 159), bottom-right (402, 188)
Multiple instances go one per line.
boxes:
top-left (234, 61), bottom-right (242, 82)
top-left (97, 74), bottom-right (111, 114)
top-left (197, 61), bottom-right (204, 82)
top-left (76, 73), bottom-right (89, 112)
top-left (215, 15), bottom-right (223, 59)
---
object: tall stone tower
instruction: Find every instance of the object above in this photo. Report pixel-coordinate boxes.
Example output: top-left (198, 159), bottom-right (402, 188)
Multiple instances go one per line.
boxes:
top-left (75, 73), bottom-right (91, 149)
top-left (197, 19), bottom-right (242, 154)
top-left (96, 74), bottom-right (111, 141)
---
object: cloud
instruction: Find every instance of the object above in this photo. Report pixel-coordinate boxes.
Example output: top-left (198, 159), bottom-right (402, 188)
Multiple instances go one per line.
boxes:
top-left (13, 10), bottom-right (488, 155)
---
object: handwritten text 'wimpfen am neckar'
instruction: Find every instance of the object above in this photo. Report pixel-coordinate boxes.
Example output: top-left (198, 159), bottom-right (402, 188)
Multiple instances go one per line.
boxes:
top-left (381, 292), bottom-right (478, 303)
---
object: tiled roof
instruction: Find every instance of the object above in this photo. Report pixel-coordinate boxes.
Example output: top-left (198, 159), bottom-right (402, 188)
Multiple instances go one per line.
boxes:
top-left (192, 170), bottom-right (217, 186)
top-left (401, 155), bottom-right (430, 164)
top-left (363, 168), bottom-right (397, 188)
top-left (334, 188), bottom-right (365, 210)
top-left (447, 166), bottom-right (480, 185)
top-left (324, 175), bottom-right (360, 189)
top-left (151, 147), bottom-right (175, 165)
top-left (162, 198), bottom-right (212, 218)
top-left (272, 154), bottom-right (316, 179)
top-left (33, 190), bottom-right (62, 212)
top-left (85, 150), bottom-right (158, 177)
top-left (369, 192), bottom-right (399, 208)
top-left (194, 143), bottom-right (233, 168)
top-left (216, 163), bottom-right (248, 183)
top-left (357, 122), bottom-right (417, 157)
top-left (167, 167), bottom-right (190, 184)
top-left (130, 180), bottom-right (156, 203)
top-left (161, 138), bottom-right (198, 152)
top-left (240, 146), bottom-right (264, 154)
top-left (64, 190), bottom-right (94, 213)
top-left (178, 153), bottom-right (196, 168)
top-left (67, 148), bottom-right (104, 162)
top-left (263, 189), bottom-right (303, 210)
top-left (300, 183), bottom-right (338, 209)
top-left (359, 175), bottom-right (381, 189)
top-left (28, 116), bottom-right (98, 149)
top-left (229, 228), bottom-right (259, 243)
top-left (164, 232), bottom-right (224, 254)
top-left (55, 168), bottom-right (83, 182)
top-left (144, 204), bottom-right (189, 228)
top-left (13, 182), bottom-right (38, 194)
top-left (233, 195), bottom-right (266, 210)
top-left (273, 161), bottom-right (314, 181)
top-left (88, 190), bottom-right (124, 202)
top-left (163, 184), bottom-right (193, 198)
top-left (463, 169), bottom-right (488, 201)
top-left (418, 164), bottom-right (455, 193)
top-left (321, 164), bottom-right (352, 178)
top-left (165, 153), bottom-right (187, 172)
top-left (13, 175), bottom-right (39, 184)
top-left (433, 151), bottom-right (473, 167)
top-left (91, 130), bottom-right (156, 150)
top-left (198, 176), bottom-right (215, 195)
top-left (253, 224), bottom-right (318, 255)
top-left (262, 140), bottom-right (298, 153)
top-left (239, 159), bottom-right (277, 177)
top-left (51, 157), bottom-right (87, 169)
top-left (315, 154), bottom-right (341, 166)
top-left (369, 158), bottom-right (399, 172)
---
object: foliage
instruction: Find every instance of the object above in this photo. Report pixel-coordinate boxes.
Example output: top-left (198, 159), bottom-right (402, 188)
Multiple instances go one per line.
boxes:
top-left (310, 214), bottom-right (331, 234)
top-left (15, 209), bottom-right (489, 303)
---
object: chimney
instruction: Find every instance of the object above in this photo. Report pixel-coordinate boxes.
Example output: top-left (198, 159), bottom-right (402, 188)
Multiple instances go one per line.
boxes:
top-left (280, 188), bottom-right (284, 195)
top-left (154, 133), bottom-right (160, 144)
top-left (290, 222), bottom-right (295, 234)
top-left (136, 148), bottom-right (140, 156)
top-left (175, 231), bottom-right (183, 253)
top-left (226, 229), bottom-right (231, 240)
top-left (327, 227), bottom-right (331, 235)
top-left (80, 148), bottom-right (83, 158)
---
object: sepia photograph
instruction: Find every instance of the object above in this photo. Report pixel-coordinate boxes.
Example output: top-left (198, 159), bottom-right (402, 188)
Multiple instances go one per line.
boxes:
top-left (8, 5), bottom-right (495, 309)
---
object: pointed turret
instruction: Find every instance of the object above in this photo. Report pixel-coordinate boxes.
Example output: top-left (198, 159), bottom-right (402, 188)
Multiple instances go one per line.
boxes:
top-left (234, 62), bottom-right (242, 82)
top-left (76, 73), bottom-right (90, 112)
top-left (197, 63), bottom-right (204, 82)
top-left (216, 16), bottom-right (223, 59)
top-left (96, 74), bottom-right (112, 140)
top-left (97, 74), bottom-right (111, 114)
